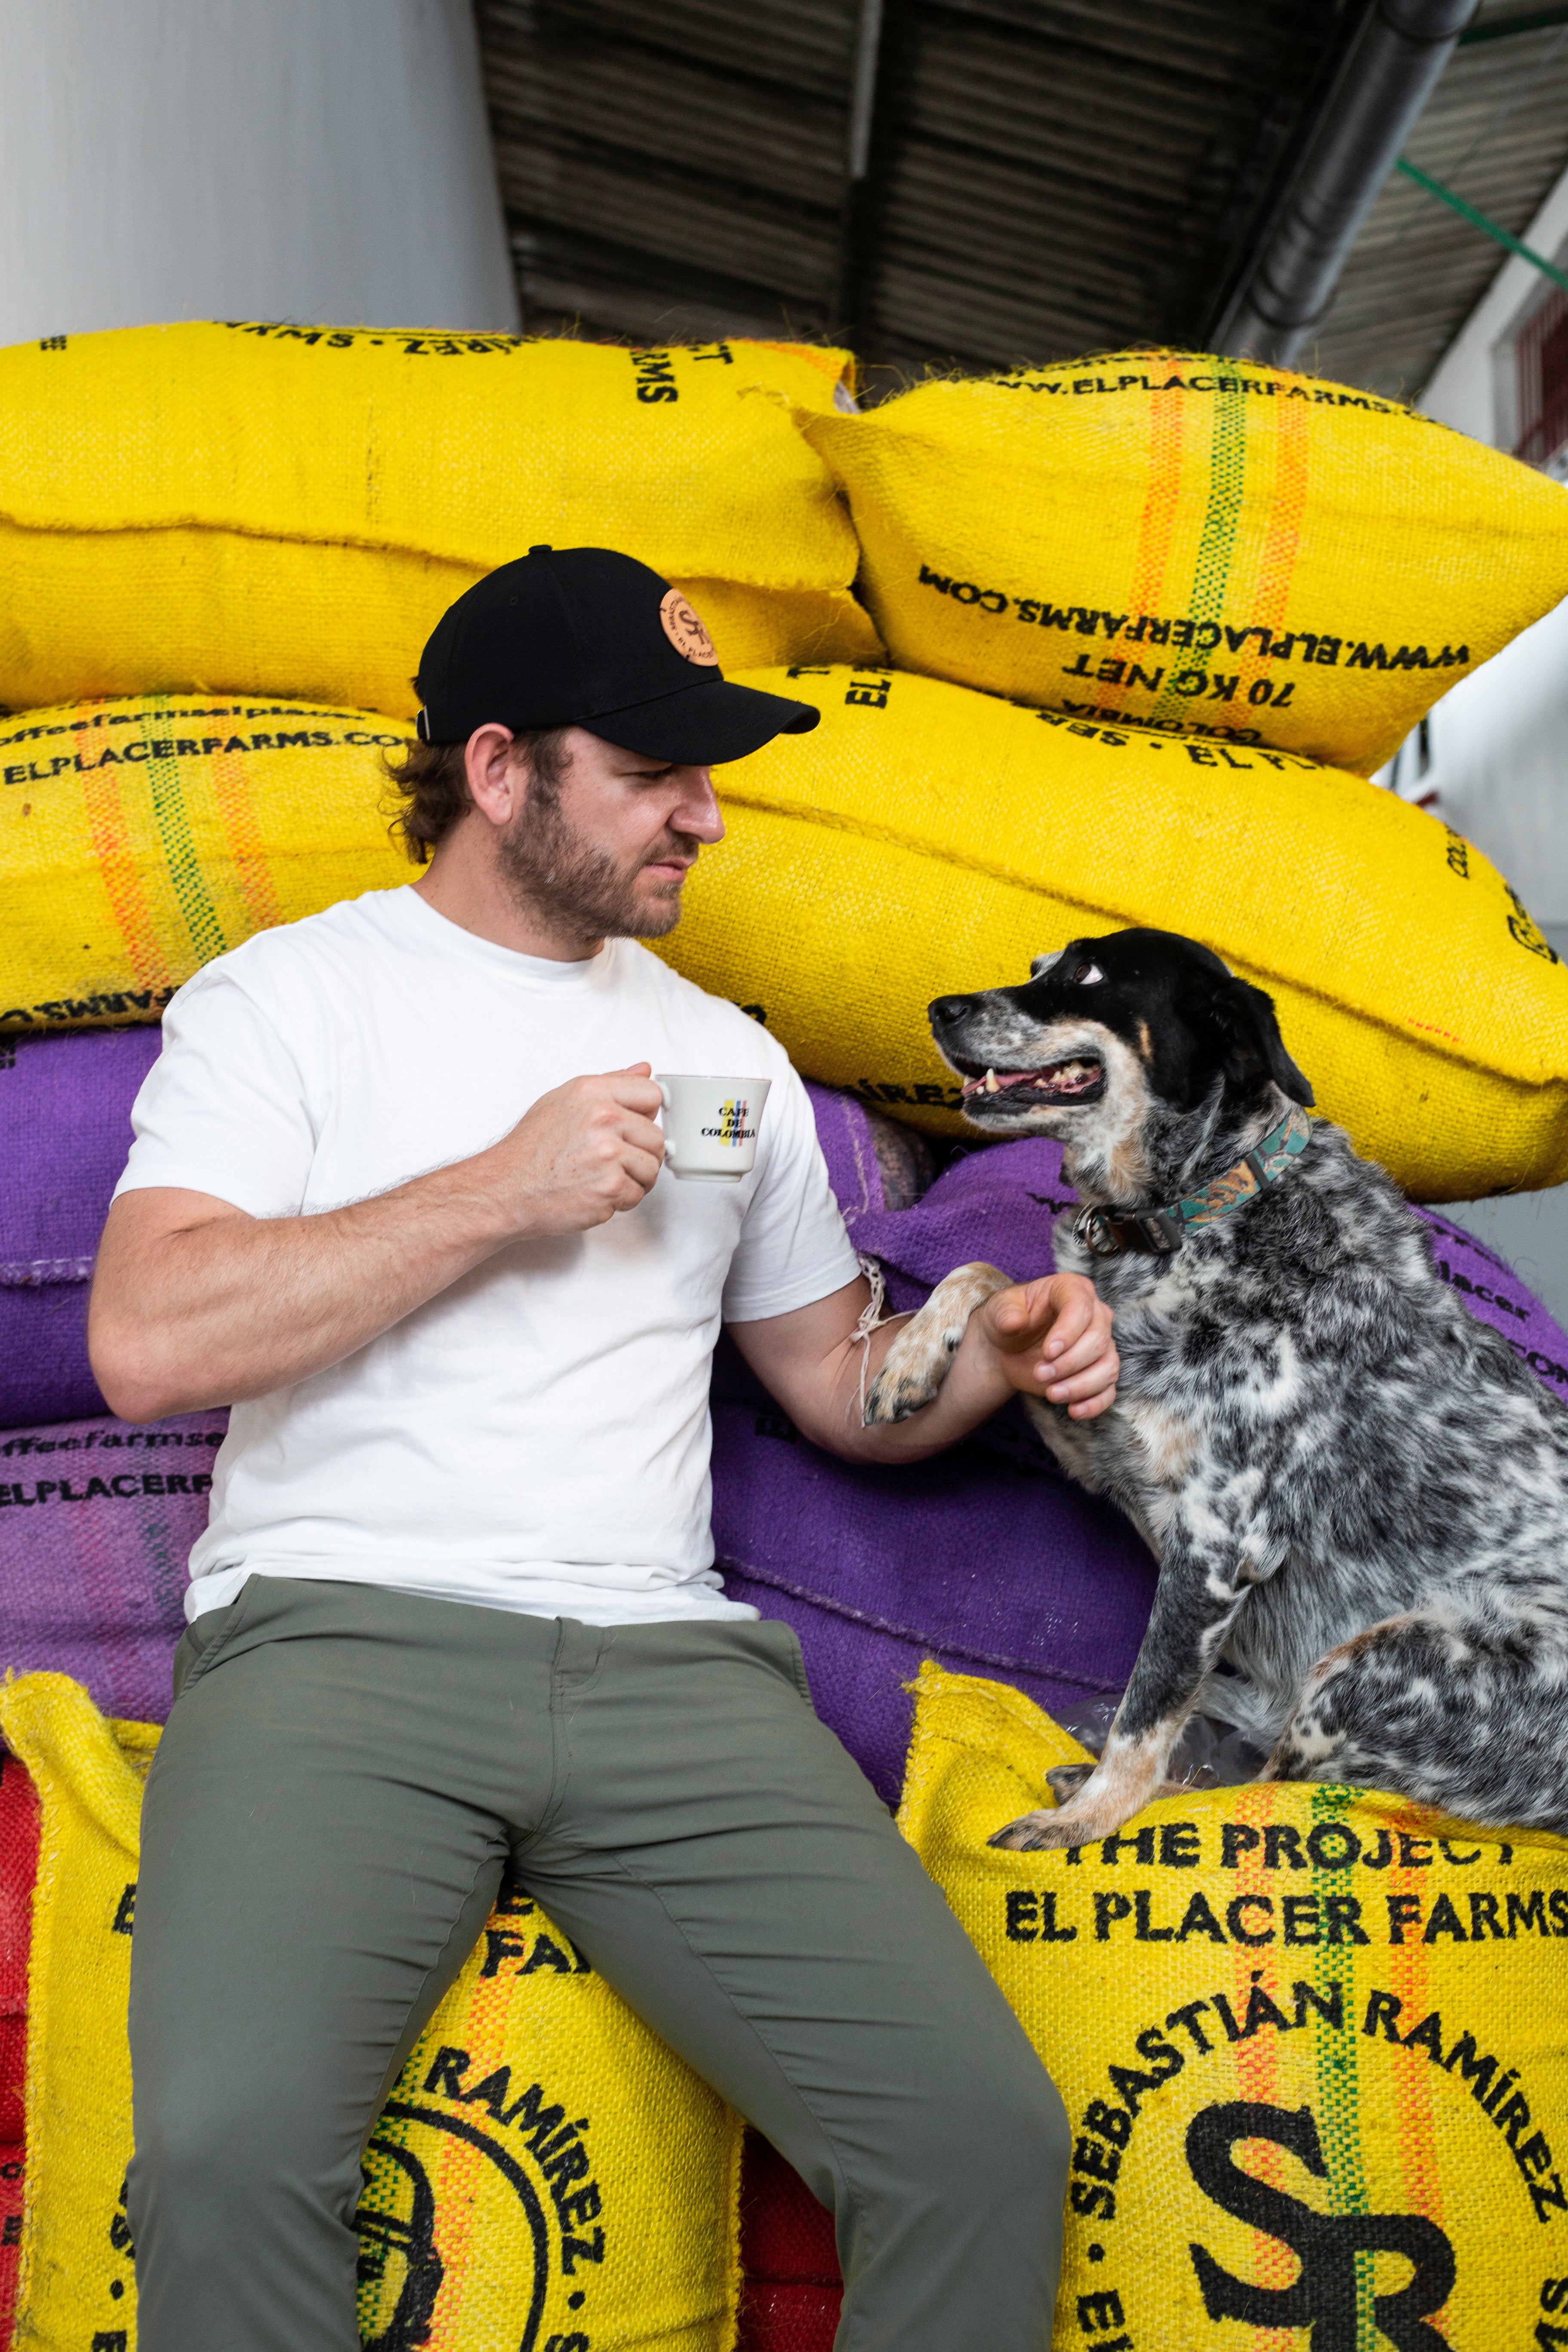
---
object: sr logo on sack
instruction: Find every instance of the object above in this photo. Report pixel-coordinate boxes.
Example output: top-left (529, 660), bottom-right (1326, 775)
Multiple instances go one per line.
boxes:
top-left (355, 2046), bottom-right (606, 2352)
top-left (1188, 2100), bottom-right (1454, 2350)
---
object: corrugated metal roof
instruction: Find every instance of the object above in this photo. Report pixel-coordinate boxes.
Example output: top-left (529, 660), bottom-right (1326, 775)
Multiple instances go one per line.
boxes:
top-left (474, 0), bottom-right (1350, 369)
top-left (473, 0), bottom-right (1568, 402)
top-left (1309, 4), bottom-right (1568, 400)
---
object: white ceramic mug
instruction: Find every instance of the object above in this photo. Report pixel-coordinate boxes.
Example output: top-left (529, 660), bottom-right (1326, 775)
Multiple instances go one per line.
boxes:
top-left (655, 1074), bottom-right (771, 1182)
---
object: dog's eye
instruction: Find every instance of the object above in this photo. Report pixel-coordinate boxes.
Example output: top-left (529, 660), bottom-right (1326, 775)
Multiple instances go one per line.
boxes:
top-left (1071, 961), bottom-right (1105, 984)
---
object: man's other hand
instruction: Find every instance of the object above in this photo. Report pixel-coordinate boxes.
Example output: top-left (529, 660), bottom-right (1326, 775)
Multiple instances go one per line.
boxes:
top-left (977, 1274), bottom-right (1118, 1420)
top-left (485, 1063), bottom-right (667, 1237)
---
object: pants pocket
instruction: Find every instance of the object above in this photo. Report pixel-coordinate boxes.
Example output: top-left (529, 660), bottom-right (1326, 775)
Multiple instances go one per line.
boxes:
top-left (754, 1618), bottom-right (815, 1712)
top-left (172, 1578), bottom-right (258, 1705)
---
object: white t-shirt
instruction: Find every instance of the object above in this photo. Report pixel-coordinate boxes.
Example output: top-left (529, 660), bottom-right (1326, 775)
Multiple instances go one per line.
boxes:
top-left (113, 886), bottom-right (860, 1624)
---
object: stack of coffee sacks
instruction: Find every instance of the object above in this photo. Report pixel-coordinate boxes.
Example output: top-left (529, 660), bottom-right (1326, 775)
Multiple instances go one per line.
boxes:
top-left (0, 321), bottom-right (883, 2352)
top-left (650, 351), bottom-right (1568, 1200)
top-left (6, 325), bottom-right (1568, 2349)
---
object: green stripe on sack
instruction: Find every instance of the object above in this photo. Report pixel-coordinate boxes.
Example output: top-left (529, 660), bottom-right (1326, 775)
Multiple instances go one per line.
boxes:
top-left (1309, 1780), bottom-right (1377, 2343)
top-left (147, 747), bottom-right (227, 966)
top-left (1150, 380), bottom-right (1247, 731)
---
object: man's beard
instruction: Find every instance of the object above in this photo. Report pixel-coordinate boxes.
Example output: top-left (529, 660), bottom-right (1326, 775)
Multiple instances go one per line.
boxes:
top-left (497, 791), bottom-right (692, 941)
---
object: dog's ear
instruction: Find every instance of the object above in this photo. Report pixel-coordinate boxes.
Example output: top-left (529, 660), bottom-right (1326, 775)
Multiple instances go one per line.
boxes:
top-left (1199, 977), bottom-right (1315, 1107)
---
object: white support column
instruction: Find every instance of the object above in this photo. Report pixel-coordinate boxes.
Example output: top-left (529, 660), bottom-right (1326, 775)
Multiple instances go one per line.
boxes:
top-left (0, 0), bottom-right (519, 346)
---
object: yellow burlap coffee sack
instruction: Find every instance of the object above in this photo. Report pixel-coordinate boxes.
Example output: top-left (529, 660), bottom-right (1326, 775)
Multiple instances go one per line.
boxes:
top-left (0, 324), bottom-right (879, 716)
top-left (897, 1664), bottom-right (1568, 2352)
top-left (356, 1889), bottom-right (741, 2352)
top-left (0, 1673), bottom-right (155, 2348)
top-left (652, 665), bottom-right (1568, 1197)
top-left (0, 693), bottom-right (411, 1032)
top-left (803, 355), bottom-right (1568, 773)
top-left (0, 1674), bottom-right (741, 2352)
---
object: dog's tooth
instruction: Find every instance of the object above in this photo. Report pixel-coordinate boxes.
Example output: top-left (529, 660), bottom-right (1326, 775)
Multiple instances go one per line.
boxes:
top-left (984, 1069), bottom-right (1000, 1093)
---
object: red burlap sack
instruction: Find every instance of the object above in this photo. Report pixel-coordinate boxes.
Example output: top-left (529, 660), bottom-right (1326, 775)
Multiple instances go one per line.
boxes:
top-left (0, 1752), bottom-right (40, 2351)
top-left (737, 2131), bottom-right (841, 2352)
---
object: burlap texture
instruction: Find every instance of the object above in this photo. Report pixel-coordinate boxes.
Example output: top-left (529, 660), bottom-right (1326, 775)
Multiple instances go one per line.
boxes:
top-left (897, 1663), bottom-right (1568, 2352)
top-left (0, 1675), bottom-right (153, 2349)
top-left (803, 354), bottom-right (1568, 773)
top-left (0, 325), bottom-right (878, 715)
top-left (653, 665), bottom-right (1568, 1196)
top-left (0, 1413), bottom-right (224, 1721)
top-left (0, 694), bottom-right (410, 1033)
top-left (0, 1675), bottom-right (741, 2352)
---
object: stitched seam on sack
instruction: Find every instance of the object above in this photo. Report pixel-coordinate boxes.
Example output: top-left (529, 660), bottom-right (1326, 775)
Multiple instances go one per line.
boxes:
top-left (713, 1556), bottom-right (1130, 1690)
top-left (709, 790), bottom-right (1557, 1084)
top-left (0, 514), bottom-right (850, 597)
top-left (0, 1259), bottom-right (94, 1285)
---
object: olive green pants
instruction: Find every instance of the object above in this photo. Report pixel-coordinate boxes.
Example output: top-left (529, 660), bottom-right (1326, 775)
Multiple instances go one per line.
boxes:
top-left (128, 1575), bottom-right (1068, 2352)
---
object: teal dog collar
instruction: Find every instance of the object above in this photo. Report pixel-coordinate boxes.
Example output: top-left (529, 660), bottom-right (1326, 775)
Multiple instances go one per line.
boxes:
top-left (1074, 1104), bottom-right (1313, 1261)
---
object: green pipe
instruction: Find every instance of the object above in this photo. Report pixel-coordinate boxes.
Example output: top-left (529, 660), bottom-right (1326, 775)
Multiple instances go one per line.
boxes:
top-left (1395, 155), bottom-right (1568, 294)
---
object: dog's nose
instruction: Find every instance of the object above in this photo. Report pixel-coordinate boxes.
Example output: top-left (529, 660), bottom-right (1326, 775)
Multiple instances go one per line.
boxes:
top-left (928, 995), bottom-right (975, 1029)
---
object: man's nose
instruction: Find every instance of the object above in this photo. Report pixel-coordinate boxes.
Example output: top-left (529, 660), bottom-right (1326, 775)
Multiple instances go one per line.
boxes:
top-left (676, 766), bottom-right (725, 843)
top-left (929, 994), bottom-right (977, 1028)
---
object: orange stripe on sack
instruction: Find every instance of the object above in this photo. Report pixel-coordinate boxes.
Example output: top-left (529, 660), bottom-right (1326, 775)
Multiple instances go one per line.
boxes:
top-left (208, 750), bottom-right (284, 938)
top-left (426, 1965), bottom-right (512, 2339)
top-left (1127, 385), bottom-right (1185, 631)
top-left (1227, 1787), bottom-right (1299, 2352)
top-left (1232, 382), bottom-right (1311, 710)
top-left (1383, 1809), bottom-right (1449, 2249)
top-left (75, 706), bottom-right (173, 992)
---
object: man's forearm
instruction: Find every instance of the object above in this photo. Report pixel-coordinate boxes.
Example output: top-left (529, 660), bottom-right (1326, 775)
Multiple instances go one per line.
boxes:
top-left (89, 1163), bottom-right (511, 1421)
top-left (729, 1270), bottom-right (1118, 1462)
top-left (797, 1307), bottom-right (1024, 1464)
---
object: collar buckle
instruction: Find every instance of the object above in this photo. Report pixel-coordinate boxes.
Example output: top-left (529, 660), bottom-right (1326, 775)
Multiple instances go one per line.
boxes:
top-left (1075, 1204), bottom-right (1182, 1259)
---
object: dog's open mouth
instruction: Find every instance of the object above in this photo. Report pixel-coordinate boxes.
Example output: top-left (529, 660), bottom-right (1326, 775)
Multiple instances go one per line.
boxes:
top-left (959, 1056), bottom-right (1106, 1108)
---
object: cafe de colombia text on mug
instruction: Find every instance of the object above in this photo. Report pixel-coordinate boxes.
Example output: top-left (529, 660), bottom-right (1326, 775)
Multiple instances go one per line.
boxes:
top-left (655, 1075), bottom-right (772, 1182)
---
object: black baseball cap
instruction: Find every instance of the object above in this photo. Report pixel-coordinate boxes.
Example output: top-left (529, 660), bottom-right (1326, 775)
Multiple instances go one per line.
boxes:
top-left (415, 545), bottom-right (820, 764)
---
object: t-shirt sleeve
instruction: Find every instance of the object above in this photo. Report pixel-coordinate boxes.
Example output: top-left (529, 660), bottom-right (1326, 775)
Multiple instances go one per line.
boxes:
top-left (721, 1061), bottom-right (861, 1322)
top-left (111, 970), bottom-right (316, 1219)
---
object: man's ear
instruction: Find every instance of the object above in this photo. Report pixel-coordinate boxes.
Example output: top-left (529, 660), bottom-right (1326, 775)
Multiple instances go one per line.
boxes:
top-left (1204, 977), bottom-right (1315, 1107)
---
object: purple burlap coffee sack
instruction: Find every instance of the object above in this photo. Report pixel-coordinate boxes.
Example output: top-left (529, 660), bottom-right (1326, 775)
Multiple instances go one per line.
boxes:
top-left (1415, 1206), bottom-right (1568, 1406)
top-left (0, 1029), bottom-right (162, 1426)
top-left (711, 1398), bottom-right (1158, 1805)
top-left (0, 1408), bottom-right (222, 1721)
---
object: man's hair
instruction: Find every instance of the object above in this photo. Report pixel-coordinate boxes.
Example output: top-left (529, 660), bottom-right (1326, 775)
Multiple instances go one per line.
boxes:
top-left (383, 727), bottom-right (573, 864)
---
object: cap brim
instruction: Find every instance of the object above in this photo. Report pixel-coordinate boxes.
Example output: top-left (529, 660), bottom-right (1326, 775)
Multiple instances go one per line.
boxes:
top-left (578, 677), bottom-right (819, 765)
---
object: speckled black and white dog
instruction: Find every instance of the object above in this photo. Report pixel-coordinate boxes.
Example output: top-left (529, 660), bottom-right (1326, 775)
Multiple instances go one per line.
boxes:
top-left (864, 926), bottom-right (1568, 1849)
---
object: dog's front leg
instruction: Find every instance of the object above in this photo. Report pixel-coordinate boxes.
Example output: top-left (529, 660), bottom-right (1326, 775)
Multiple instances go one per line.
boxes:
top-left (991, 1504), bottom-right (1254, 1850)
top-left (863, 1263), bottom-right (1012, 1425)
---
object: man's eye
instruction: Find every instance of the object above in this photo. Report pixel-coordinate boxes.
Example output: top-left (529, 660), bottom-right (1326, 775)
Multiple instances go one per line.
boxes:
top-left (1072, 961), bottom-right (1105, 984)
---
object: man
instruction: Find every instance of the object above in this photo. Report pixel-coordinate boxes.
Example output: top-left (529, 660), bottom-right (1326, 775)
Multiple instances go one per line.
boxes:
top-left (90, 546), bottom-right (1119, 2352)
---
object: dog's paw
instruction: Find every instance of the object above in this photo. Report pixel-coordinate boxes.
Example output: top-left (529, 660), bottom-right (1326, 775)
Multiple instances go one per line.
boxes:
top-left (862, 1263), bottom-right (1012, 1426)
top-left (864, 1316), bottom-right (967, 1424)
top-left (987, 1807), bottom-right (1069, 1852)
top-left (989, 1765), bottom-right (1160, 1852)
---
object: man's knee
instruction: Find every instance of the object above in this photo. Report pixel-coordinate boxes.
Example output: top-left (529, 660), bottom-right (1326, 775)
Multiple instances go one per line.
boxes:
top-left (131, 2067), bottom-right (348, 2230)
top-left (902, 2043), bottom-right (1069, 2217)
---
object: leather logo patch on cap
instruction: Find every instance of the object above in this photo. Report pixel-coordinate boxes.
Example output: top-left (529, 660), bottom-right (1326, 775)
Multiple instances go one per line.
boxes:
top-left (659, 588), bottom-right (719, 666)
